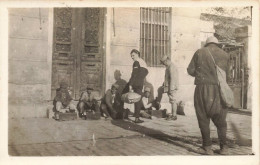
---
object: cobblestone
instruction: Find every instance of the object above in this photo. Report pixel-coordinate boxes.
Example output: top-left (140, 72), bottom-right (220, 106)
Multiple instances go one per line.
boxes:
top-left (8, 110), bottom-right (252, 156)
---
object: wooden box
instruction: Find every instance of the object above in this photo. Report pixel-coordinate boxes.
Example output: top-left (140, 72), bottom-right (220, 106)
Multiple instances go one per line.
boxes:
top-left (84, 111), bottom-right (101, 120)
top-left (58, 112), bottom-right (77, 121)
top-left (148, 109), bottom-right (167, 118)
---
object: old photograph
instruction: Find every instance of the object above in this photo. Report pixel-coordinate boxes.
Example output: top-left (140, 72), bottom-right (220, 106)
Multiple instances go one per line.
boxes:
top-left (1, 1), bottom-right (258, 163)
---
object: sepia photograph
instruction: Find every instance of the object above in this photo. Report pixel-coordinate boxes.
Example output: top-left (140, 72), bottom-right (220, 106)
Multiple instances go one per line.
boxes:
top-left (0, 0), bottom-right (259, 165)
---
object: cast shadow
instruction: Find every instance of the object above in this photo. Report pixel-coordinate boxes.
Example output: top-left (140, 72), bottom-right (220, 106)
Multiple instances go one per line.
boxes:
top-left (111, 119), bottom-right (202, 155)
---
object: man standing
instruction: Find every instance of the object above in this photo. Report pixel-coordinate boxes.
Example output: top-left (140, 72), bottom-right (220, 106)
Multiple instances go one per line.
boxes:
top-left (156, 55), bottom-right (179, 120)
top-left (187, 36), bottom-right (229, 155)
top-left (129, 49), bottom-right (149, 123)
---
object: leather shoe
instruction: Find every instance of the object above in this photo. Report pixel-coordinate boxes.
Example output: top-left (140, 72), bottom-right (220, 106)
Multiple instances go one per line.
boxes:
top-left (135, 118), bottom-right (144, 123)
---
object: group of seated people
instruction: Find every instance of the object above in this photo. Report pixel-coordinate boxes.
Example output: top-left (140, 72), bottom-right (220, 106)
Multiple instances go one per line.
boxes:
top-left (53, 80), bottom-right (160, 121)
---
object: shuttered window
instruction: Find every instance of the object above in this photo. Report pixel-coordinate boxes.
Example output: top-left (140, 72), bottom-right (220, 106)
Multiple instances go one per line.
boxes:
top-left (140, 7), bottom-right (171, 67)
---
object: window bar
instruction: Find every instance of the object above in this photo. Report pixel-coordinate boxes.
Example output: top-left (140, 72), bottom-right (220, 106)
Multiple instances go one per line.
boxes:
top-left (163, 8), bottom-right (166, 56)
top-left (235, 53), bottom-right (238, 83)
top-left (143, 8), bottom-right (146, 60)
top-left (160, 8), bottom-right (163, 57)
top-left (158, 8), bottom-right (161, 65)
top-left (152, 8), bottom-right (156, 65)
top-left (146, 8), bottom-right (149, 63)
top-left (149, 8), bottom-right (151, 66)
top-left (140, 8), bottom-right (142, 58)
top-left (147, 8), bottom-right (149, 64)
top-left (156, 8), bottom-right (159, 66)
top-left (150, 8), bottom-right (153, 66)
top-left (238, 48), bottom-right (241, 82)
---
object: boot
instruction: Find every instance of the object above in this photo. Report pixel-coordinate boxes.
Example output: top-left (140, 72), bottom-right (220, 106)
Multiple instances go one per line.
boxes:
top-left (219, 145), bottom-right (229, 155)
top-left (197, 146), bottom-right (214, 155)
top-left (135, 117), bottom-right (144, 123)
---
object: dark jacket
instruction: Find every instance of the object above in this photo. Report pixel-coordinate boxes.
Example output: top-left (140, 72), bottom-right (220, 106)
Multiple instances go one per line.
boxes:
top-left (187, 44), bottom-right (229, 85)
top-left (53, 88), bottom-right (72, 107)
top-left (129, 60), bottom-right (148, 87)
top-left (101, 89), bottom-right (120, 111)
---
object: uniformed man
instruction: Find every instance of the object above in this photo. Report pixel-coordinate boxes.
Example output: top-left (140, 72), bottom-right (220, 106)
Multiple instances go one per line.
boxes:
top-left (156, 55), bottom-right (179, 120)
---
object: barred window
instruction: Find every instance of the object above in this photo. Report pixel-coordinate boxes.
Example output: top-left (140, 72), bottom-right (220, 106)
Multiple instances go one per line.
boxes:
top-left (140, 7), bottom-right (171, 67)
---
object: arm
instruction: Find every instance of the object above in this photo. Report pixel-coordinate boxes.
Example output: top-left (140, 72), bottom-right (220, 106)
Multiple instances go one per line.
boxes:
top-left (105, 91), bottom-right (115, 112)
top-left (129, 61), bottom-right (140, 86)
top-left (187, 51), bottom-right (198, 77)
top-left (142, 97), bottom-right (152, 109)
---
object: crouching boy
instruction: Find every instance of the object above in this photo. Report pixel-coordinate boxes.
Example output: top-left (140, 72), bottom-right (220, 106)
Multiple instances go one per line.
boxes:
top-left (140, 87), bottom-right (161, 119)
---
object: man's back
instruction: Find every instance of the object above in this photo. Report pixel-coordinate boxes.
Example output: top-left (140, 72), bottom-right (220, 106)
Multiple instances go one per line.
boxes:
top-left (187, 44), bottom-right (229, 85)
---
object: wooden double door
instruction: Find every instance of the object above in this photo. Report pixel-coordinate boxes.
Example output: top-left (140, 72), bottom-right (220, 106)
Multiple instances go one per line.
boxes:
top-left (51, 8), bottom-right (105, 99)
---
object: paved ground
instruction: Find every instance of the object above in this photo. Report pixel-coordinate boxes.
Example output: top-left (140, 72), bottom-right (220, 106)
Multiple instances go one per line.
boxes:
top-left (8, 109), bottom-right (252, 156)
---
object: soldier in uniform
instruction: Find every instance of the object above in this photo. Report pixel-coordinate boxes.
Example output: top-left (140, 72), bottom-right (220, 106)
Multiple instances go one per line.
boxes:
top-left (156, 55), bottom-right (179, 120)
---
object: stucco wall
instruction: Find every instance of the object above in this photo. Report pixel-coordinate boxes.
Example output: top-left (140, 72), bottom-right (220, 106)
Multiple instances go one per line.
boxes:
top-left (106, 8), bottom-right (140, 89)
top-left (8, 8), bottom-right (52, 118)
top-left (170, 8), bottom-right (202, 109)
top-left (106, 8), bottom-right (212, 113)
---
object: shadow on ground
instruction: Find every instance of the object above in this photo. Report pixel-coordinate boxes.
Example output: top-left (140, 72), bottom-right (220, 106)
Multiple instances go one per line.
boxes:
top-left (111, 119), bottom-right (252, 155)
top-left (111, 119), bottom-right (202, 154)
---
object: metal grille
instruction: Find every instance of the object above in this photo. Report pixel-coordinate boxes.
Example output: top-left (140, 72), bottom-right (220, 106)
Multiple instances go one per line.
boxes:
top-left (223, 46), bottom-right (244, 85)
top-left (140, 7), bottom-right (171, 67)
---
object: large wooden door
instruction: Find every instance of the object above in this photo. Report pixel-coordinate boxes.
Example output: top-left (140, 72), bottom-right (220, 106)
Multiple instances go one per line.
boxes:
top-left (51, 8), bottom-right (105, 100)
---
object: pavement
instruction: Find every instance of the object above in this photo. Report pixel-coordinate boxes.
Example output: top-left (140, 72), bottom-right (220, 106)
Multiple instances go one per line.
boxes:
top-left (8, 107), bottom-right (252, 156)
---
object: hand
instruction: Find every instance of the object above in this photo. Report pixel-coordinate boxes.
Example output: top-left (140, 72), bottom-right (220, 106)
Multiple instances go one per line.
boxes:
top-left (129, 85), bottom-right (134, 92)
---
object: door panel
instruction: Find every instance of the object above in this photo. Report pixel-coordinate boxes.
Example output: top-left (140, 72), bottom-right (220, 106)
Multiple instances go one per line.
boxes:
top-left (78, 8), bottom-right (104, 98)
top-left (52, 8), bottom-right (105, 100)
top-left (51, 8), bottom-right (75, 99)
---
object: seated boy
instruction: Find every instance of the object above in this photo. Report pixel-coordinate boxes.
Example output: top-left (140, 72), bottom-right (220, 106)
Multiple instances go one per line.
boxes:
top-left (78, 86), bottom-right (99, 118)
top-left (53, 82), bottom-right (77, 120)
top-left (140, 87), bottom-right (155, 119)
top-left (100, 84), bottom-right (121, 120)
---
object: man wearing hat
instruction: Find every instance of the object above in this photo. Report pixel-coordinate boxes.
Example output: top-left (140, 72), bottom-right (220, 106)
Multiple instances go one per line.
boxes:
top-left (78, 86), bottom-right (99, 118)
top-left (156, 55), bottom-right (179, 121)
top-left (53, 81), bottom-right (77, 120)
top-left (139, 86), bottom-right (154, 119)
top-left (187, 36), bottom-right (229, 155)
top-left (100, 83), bottom-right (121, 120)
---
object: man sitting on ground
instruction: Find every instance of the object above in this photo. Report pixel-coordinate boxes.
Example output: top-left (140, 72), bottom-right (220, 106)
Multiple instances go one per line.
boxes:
top-left (100, 84), bottom-right (121, 120)
top-left (140, 87), bottom-right (155, 119)
top-left (78, 86), bottom-right (99, 118)
top-left (53, 82), bottom-right (77, 120)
